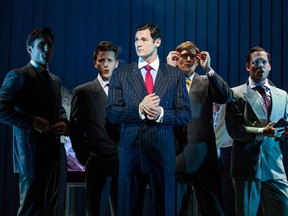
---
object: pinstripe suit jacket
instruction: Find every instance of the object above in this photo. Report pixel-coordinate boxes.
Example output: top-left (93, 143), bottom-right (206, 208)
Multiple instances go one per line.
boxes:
top-left (226, 80), bottom-right (288, 180)
top-left (106, 61), bottom-right (191, 173)
top-left (0, 63), bottom-right (68, 175)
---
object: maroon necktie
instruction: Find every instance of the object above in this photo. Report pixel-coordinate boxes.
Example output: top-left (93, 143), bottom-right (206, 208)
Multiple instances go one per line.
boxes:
top-left (254, 85), bottom-right (271, 116)
top-left (144, 65), bottom-right (154, 94)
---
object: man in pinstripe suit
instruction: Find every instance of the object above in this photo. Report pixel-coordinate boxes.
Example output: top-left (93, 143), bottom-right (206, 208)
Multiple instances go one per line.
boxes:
top-left (106, 23), bottom-right (191, 216)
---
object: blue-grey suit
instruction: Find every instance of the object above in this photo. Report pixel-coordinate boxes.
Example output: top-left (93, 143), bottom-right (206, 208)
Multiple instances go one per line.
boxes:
top-left (174, 72), bottom-right (232, 216)
top-left (225, 80), bottom-right (288, 216)
top-left (0, 63), bottom-right (68, 215)
top-left (106, 61), bottom-right (191, 216)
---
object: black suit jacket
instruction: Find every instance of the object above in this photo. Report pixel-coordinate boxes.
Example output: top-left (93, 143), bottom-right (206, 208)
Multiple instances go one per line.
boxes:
top-left (0, 63), bottom-right (68, 174)
top-left (70, 78), bottom-right (118, 167)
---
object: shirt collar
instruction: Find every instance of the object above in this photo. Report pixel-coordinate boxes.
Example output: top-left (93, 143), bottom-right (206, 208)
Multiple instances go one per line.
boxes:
top-left (97, 74), bottom-right (109, 88)
top-left (186, 72), bottom-right (195, 81)
top-left (30, 60), bottom-right (48, 73)
top-left (138, 56), bottom-right (160, 71)
top-left (249, 77), bottom-right (271, 89)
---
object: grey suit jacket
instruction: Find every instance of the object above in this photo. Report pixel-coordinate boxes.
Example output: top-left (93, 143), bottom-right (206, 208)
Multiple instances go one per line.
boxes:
top-left (226, 80), bottom-right (288, 180)
top-left (175, 72), bottom-right (232, 173)
top-left (0, 63), bottom-right (68, 174)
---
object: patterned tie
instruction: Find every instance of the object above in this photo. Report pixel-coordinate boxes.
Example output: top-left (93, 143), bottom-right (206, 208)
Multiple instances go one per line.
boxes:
top-left (144, 65), bottom-right (154, 94)
top-left (186, 77), bottom-right (192, 92)
top-left (254, 85), bottom-right (271, 116)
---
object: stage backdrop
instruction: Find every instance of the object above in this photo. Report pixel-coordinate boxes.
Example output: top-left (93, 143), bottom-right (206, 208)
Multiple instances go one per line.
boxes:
top-left (0, 0), bottom-right (288, 215)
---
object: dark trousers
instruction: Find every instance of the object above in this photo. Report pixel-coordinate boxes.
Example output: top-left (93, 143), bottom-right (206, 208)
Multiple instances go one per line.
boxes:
top-left (176, 171), bottom-right (224, 216)
top-left (220, 146), bottom-right (236, 216)
top-left (57, 145), bottom-right (67, 216)
top-left (117, 172), bottom-right (175, 216)
top-left (18, 162), bottom-right (61, 216)
top-left (85, 155), bottom-right (118, 216)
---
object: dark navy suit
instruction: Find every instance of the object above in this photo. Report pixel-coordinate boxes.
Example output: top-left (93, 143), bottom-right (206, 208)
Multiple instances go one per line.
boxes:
top-left (0, 63), bottom-right (68, 215)
top-left (106, 61), bottom-right (191, 216)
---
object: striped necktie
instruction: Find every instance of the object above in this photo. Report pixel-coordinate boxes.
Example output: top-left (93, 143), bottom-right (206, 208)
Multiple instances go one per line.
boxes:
top-left (186, 77), bottom-right (192, 92)
top-left (254, 85), bottom-right (271, 116)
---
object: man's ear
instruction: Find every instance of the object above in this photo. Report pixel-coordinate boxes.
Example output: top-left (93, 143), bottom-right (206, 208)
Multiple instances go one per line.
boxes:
top-left (27, 46), bottom-right (32, 54)
top-left (115, 60), bottom-right (119, 68)
top-left (155, 38), bottom-right (161, 47)
top-left (245, 63), bottom-right (250, 72)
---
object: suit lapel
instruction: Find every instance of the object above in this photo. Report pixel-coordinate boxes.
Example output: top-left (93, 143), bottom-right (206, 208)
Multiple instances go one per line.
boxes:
top-left (154, 62), bottom-right (170, 98)
top-left (243, 84), bottom-right (267, 121)
top-left (269, 86), bottom-right (286, 121)
top-left (127, 63), bottom-right (147, 99)
top-left (126, 62), bottom-right (172, 99)
top-left (92, 79), bottom-right (107, 118)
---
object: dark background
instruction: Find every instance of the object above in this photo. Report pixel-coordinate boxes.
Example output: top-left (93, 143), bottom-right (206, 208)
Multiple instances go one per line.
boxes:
top-left (1, 0), bottom-right (287, 215)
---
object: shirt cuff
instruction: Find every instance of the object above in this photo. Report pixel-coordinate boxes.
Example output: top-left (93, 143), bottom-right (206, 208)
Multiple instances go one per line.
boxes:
top-left (258, 128), bottom-right (264, 134)
top-left (139, 108), bottom-right (145, 120)
top-left (155, 107), bottom-right (164, 123)
top-left (255, 128), bottom-right (264, 141)
top-left (206, 69), bottom-right (215, 77)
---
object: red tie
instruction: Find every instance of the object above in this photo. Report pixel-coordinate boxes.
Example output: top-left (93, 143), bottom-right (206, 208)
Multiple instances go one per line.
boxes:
top-left (144, 65), bottom-right (154, 94)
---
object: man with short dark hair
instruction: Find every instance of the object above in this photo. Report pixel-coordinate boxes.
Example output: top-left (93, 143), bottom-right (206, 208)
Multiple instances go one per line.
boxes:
top-left (106, 23), bottom-right (191, 216)
top-left (0, 27), bottom-right (69, 215)
top-left (226, 46), bottom-right (288, 215)
top-left (70, 41), bottom-right (120, 216)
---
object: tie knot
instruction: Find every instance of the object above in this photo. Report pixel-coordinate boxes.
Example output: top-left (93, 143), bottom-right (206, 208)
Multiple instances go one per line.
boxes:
top-left (41, 69), bottom-right (50, 78)
top-left (144, 65), bottom-right (152, 73)
top-left (186, 78), bottom-right (192, 85)
top-left (254, 85), bottom-right (267, 95)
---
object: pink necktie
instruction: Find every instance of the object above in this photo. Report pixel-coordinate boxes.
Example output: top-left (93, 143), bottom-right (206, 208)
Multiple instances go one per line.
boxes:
top-left (144, 65), bottom-right (154, 94)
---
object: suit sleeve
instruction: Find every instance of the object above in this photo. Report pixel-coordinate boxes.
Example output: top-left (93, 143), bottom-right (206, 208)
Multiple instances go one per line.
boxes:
top-left (161, 69), bottom-right (192, 126)
top-left (106, 66), bottom-right (145, 124)
top-left (69, 88), bottom-right (90, 165)
top-left (208, 72), bottom-right (233, 104)
top-left (225, 93), bottom-right (258, 143)
top-left (0, 71), bottom-right (34, 128)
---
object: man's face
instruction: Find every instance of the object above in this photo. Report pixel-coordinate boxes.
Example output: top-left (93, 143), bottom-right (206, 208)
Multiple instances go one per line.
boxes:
top-left (135, 29), bottom-right (161, 61)
top-left (27, 35), bottom-right (54, 66)
top-left (94, 51), bottom-right (118, 80)
top-left (246, 51), bottom-right (271, 83)
top-left (177, 49), bottom-right (198, 76)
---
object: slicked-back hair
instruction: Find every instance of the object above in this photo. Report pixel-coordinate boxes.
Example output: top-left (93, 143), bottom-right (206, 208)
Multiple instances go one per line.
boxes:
top-left (246, 46), bottom-right (271, 64)
top-left (93, 41), bottom-right (119, 60)
top-left (26, 27), bottom-right (54, 48)
top-left (136, 23), bottom-right (161, 42)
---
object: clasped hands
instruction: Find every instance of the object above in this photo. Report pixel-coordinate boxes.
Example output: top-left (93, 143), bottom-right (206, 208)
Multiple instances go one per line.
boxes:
top-left (139, 93), bottom-right (162, 120)
top-left (33, 116), bottom-right (69, 139)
